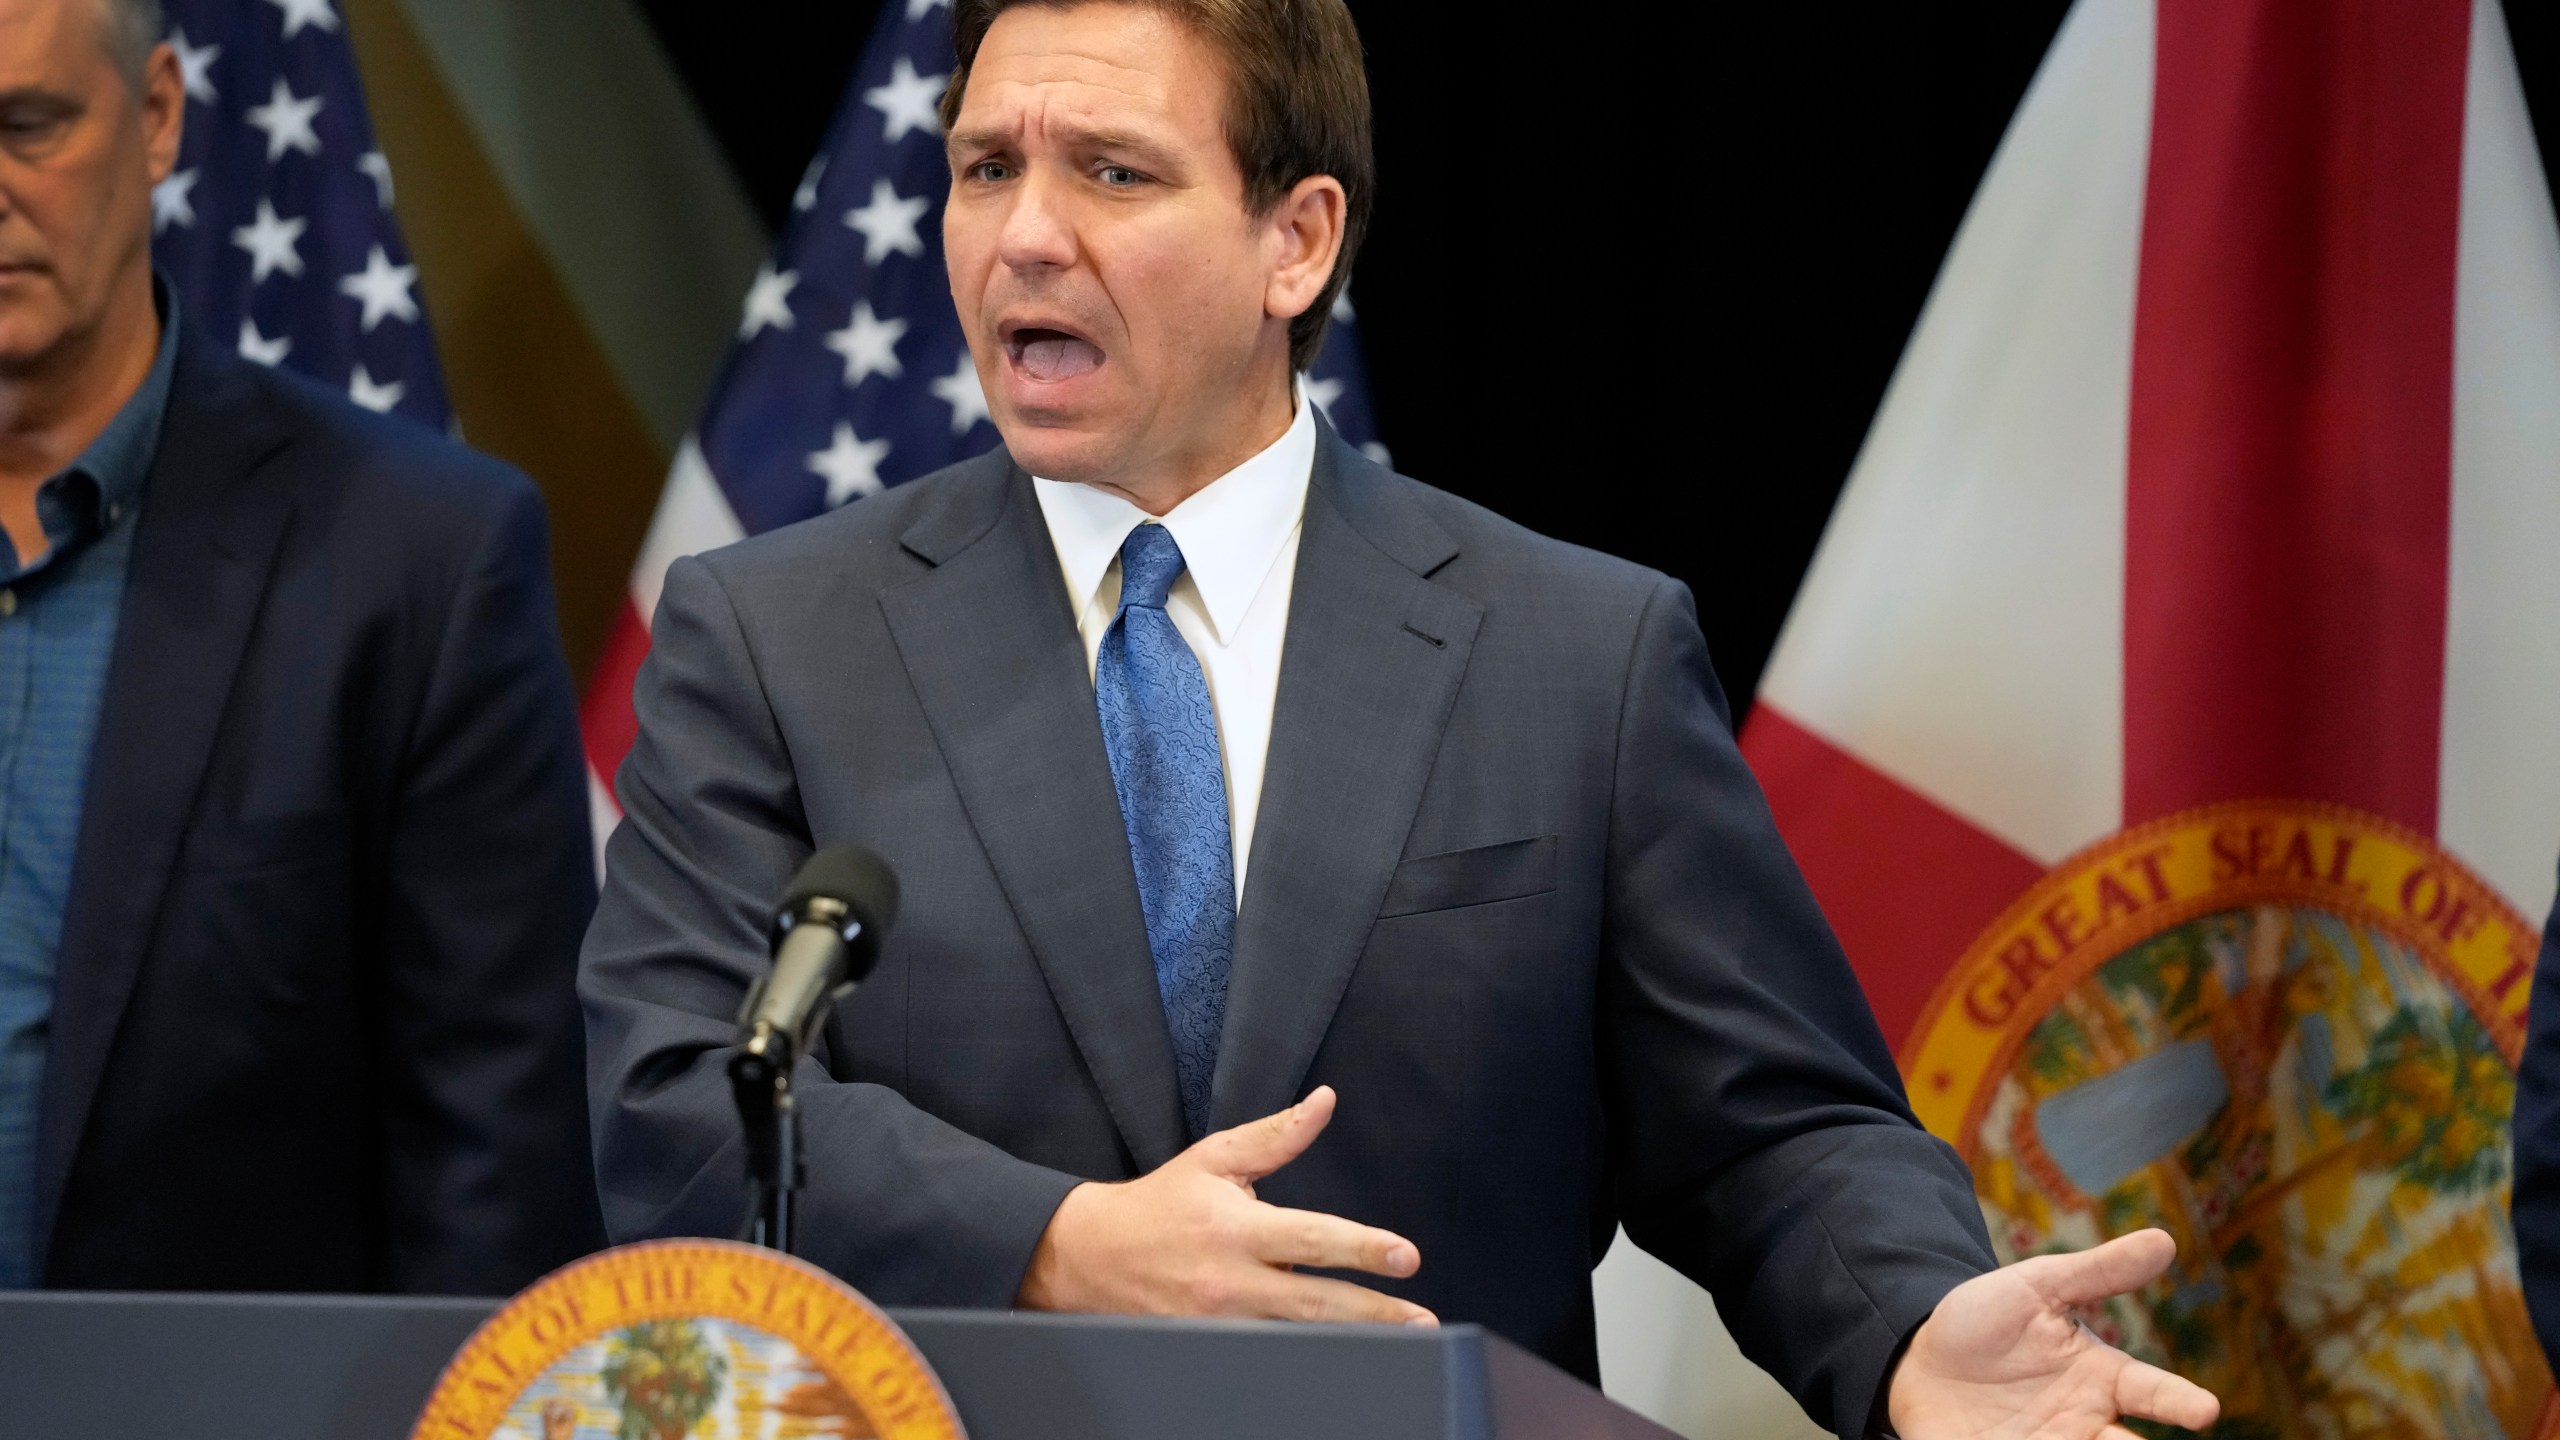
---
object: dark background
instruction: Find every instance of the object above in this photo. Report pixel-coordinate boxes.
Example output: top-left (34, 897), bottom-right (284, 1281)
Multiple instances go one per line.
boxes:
top-left (633, 1), bottom-right (2560, 719)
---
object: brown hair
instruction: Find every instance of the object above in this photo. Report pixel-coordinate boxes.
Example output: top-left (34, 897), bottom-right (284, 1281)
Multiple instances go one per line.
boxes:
top-left (942, 0), bottom-right (1374, 373)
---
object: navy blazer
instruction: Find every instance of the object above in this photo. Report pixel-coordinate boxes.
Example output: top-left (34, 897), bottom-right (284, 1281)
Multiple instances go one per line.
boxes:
top-left (33, 323), bottom-right (604, 1294)
top-left (583, 424), bottom-right (1997, 1439)
top-left (2512, 865), bottom-right (2560, 1362)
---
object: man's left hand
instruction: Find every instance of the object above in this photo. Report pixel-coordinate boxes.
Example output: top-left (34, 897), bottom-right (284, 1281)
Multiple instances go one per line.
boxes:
top-left (1886, 1229), bottom-right (2220, 1440)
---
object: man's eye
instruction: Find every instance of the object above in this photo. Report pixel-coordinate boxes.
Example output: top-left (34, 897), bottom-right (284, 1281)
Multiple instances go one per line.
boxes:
top-left (1099, 166), bottom-right (1143, 187)
top-left (970, 160), bottom-right (1012, 182)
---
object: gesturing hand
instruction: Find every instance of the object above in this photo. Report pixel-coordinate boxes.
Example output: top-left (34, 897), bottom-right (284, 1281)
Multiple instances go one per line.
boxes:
top-left (1888, 1229), bottom-right (2219, 1440)
top-left (1016, 1086), bottom-right (1435, 1326)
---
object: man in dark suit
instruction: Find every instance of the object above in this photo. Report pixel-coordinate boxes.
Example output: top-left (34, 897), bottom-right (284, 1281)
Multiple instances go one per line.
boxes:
top-left (2511, 872), bottom-right (2560, 1363)
top-left (582, 1), bottom-right (2218, 1435)
top-left (0, 0), bottom-right (600, 1293)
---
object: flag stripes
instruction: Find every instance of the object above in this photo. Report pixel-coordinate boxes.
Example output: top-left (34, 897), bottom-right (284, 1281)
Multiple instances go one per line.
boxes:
top-left (2123, 0), bottom-right (2472, 833)
top-left (1749, 0), bottom-right (2560, 963)
top-left (1742, 708), bottom-right (2042, 1043)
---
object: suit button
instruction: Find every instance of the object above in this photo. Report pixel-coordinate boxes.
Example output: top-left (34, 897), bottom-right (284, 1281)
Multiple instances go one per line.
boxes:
top-left (0, 589), bottom-right (16, 617)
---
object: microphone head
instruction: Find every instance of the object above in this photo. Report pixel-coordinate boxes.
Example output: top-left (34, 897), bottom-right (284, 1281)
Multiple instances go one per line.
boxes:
top-left (780, 843), bottom-right (901, 981)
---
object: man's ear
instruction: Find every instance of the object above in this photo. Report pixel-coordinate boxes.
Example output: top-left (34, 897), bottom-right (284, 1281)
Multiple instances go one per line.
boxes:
top-left (140, 43), bottom-right (184, 186)
top-left (1264, 175), bottom-right (1348, 322)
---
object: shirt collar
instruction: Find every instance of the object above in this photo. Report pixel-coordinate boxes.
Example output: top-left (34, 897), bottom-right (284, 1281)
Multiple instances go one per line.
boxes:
top-left (61, 274), bottom-right (179, 521)
top-left (1033, 392), bottom-right (1317, 645)
top-left (15, 276), bottom-right (177, 576)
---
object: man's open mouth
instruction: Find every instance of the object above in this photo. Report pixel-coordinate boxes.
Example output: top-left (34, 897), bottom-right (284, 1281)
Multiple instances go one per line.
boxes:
top-left (1003, 325), bottom-right (1106, 383)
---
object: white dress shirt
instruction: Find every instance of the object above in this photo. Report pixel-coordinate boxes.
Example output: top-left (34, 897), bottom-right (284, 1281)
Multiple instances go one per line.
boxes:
top-left (1032, 397), bottom-right (1317, 905)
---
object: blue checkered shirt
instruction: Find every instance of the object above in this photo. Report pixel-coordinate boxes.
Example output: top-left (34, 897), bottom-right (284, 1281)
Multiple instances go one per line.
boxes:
top-left (0, 302), bottom-right (177, 1287)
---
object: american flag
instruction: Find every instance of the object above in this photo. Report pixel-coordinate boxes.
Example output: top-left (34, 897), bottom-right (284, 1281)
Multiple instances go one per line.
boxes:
top-left (149, 0), bottom-right (449, 427)
top-left (579, 0), bottom-right (1388, 845)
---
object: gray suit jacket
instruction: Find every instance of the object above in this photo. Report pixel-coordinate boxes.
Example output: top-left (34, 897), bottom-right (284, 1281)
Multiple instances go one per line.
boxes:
top-left (582, 423), bottom-right (1995, 1438)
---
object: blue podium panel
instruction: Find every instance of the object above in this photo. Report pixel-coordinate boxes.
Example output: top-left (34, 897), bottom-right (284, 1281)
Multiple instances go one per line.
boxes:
top-left (0, 1292), bottom-right (489, 1437)
top-left (0, 1291), bottom-right (1681, 1439)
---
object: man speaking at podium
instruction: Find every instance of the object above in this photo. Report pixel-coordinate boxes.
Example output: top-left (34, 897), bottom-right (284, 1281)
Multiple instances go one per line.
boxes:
top-left (583, 2), bottom-right (2218, 1435)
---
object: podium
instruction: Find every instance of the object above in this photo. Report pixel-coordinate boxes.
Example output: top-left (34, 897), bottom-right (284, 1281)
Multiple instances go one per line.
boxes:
top-left (0, 1291), bottom-right (1680, 1439)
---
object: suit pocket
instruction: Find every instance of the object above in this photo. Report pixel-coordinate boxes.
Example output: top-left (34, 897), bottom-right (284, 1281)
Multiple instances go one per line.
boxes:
top-left (1377, 835), bottom-right (1558, 918)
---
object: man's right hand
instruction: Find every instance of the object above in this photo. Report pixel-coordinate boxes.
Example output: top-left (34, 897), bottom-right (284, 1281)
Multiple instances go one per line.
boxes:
top-left (1016, 1086), bottom-right (1435, 1326)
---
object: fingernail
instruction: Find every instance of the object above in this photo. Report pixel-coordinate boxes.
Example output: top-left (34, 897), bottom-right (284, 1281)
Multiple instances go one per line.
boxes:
top-left (1386, 1243), bottom-right (1418, 1275)
top-left (1405, 1313), bottom-right (1438, 1329)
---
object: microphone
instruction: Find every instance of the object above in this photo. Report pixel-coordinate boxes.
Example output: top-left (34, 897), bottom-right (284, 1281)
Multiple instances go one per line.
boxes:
top-left (731, 844), bottom-right (899, 1254)
top-left (736, 843), bottom-right (901, 1064)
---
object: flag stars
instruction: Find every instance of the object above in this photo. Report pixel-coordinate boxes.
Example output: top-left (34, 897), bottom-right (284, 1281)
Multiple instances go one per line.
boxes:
top-left (262, 0), bottom-right (342, 39)
top-left (929, 353), bottom-right (991, 435)
top-left (738, 264), bottom-right (800, 339)
top-left (339, 245), bottom-right (420, 331)
top-left (244, 77), bottom-right (324, 162)
top-left (1302, 374), bottom-right (1344, 416)
top-left (358, 151), bottom-right (395, 209)
top-left (236, 319), bottom-right (292, 367)
top-left (905, 0), bottom-right (951, 18)
top-left (170, 27), bottom-right (220, 104)
top-left (844, 180), bottom-right (928, 266)
top-left (864, 57), bottom-right (948, 145)
top-left (808, 423), bottom-right (891, 506)
top-left (824, 302), bottom-right (908, 387)
top-left (348, 365), bottom-right (405, 414)
top-left (793, 156), bottom-right (827, 214)
top-left (231, 199), bottom-right (308, 283)
top-left (151, 168), bottom-right (200, 233)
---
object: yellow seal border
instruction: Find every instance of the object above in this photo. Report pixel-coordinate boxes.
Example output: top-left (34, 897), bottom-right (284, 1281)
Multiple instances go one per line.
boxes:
top-left (1899, 799), bottom-right (2537, 1151)
top-left (409, 1239), bottom-right (967, 1440)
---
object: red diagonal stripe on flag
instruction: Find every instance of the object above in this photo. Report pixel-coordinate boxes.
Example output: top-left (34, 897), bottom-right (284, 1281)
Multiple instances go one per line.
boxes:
top-left (2124, 0), bottom-right (2472, 833)
top-left (1743, 706), bottom-right (2045, 1045)
top-left (581, 601), bottom-right (654, 791)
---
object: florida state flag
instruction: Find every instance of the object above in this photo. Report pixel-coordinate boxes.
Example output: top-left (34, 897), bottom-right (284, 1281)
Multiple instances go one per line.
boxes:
top-left (1743, 0), bottom-right (2560, 1431)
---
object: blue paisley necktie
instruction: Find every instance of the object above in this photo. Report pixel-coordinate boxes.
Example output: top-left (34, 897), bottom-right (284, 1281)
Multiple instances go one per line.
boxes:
top-left (1095, 522), bottom-right (1235, 1139)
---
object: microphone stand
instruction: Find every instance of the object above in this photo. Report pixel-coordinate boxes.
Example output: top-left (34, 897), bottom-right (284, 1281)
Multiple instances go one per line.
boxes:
top-left (728, 1025), bottom-right (801, 1254)
top-left (731, 886), bottom-right (873, 1257)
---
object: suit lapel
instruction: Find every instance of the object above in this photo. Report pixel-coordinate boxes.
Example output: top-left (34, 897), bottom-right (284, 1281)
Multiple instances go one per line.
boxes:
top-left (34, 327), bottom-right (298, 1260)
top-left (1209, 431), bottom-right (1482, 1131)
top-left (878, 463), bottom-right (1189, 1170)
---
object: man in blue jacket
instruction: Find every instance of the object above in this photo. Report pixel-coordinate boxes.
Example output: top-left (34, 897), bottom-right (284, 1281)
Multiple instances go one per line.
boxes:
top-left (0, 0), bottom-right (600, 1293)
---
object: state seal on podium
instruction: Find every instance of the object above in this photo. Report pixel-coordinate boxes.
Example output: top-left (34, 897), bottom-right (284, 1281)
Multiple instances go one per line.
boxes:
top-left (410, 1239), bottom-right (966, 1440)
